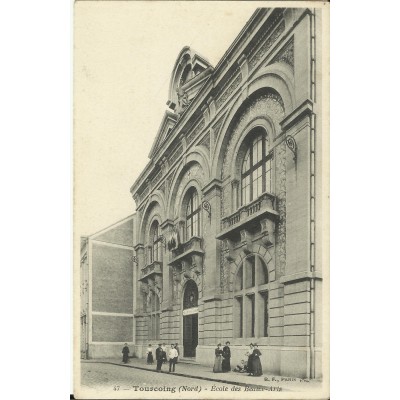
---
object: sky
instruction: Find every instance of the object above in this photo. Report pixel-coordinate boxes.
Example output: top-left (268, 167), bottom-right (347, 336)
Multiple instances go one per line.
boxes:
top-left (74, 1), bottom-right (268, 236)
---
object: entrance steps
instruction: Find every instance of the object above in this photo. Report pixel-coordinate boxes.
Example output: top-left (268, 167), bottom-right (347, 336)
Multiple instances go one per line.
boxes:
top-left (178, 357), bottom-right (200, 365)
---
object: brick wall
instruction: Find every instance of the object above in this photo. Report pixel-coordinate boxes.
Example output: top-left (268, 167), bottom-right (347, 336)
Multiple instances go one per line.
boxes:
top-left (92, 315), bottom-right (133, 342)
top-left (94, 219), bottom-right (133, 247)
top-left (92, 244), bottom-right (133, 314)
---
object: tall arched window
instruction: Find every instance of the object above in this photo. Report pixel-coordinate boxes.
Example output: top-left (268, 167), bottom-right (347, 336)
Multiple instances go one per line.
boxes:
top-left (149, 221), bottom-right (162, 263)
top-left (241, 128), bottom-right (273, 205)
top-left (233, 255), bottom-right (269, 338)
top-left (186, 188), bottom-right (200, 240)
top-left (148, 292), bottom-right (160, 340)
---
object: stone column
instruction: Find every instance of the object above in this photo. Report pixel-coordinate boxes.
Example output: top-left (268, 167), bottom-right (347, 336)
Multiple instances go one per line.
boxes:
top-left (231, 179), bottom-right (239, 210)
top-left (134, 244), bottom-right (144, 313)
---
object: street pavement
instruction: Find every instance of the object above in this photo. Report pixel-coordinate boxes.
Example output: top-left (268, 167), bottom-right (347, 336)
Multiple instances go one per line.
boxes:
top-left (79, 358), bottom-right (323, 396)
top-left (82, 362), bottom-right (238, 391)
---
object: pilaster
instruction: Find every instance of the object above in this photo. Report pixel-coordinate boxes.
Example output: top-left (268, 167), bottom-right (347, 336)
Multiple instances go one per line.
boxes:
top-left (201, 179), bottom-right (222, 299)
top-left (161, 220), bottom-right (174, 311)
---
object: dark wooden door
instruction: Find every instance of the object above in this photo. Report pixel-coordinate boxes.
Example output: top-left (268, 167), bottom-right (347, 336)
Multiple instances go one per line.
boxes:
top-left (183, 314), bottom-right (198, 357)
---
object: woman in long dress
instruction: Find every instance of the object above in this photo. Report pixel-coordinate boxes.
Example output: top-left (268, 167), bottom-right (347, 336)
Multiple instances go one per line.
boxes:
top-left (146, 344), bottom-right (154, 364)
top-left (251, 343), bottom-right (263, 376)
top-left (213, 343), bottom-right (223, 373)
top-left (222, 341), bottom-right (231, 372)
top-left (246, 343), bottom-right (254, 375)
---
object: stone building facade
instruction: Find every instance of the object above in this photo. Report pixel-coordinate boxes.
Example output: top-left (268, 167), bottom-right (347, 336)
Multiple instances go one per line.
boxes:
top-left (129, 8), bottom-right (324, 379)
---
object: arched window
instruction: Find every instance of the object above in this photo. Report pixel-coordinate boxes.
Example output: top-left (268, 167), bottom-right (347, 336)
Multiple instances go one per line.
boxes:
top-left (241, 128), bottom-right (273, 205)
top-left (148, 291), bottom-right (160, 340)
top-left (186, 188), bottom-right (200, 240)
top-left (233, 255), bottom-right (269, 338)
top-left (149, 221), bottom-right (162, 263)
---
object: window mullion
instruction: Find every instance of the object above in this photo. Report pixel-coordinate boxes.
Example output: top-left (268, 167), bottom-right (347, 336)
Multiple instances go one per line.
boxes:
top-left (250, 142), bottom-right (254, 201)
top-left (262, 136), bottom-right (266, 193)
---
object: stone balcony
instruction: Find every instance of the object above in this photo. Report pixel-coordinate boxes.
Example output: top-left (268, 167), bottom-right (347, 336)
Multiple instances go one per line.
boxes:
top-left (139, 261), bottom-right (162, 281)
top-left (168, 236), bottom-right (204, 279)
top-left (216, 192), bottom-right (279, 242)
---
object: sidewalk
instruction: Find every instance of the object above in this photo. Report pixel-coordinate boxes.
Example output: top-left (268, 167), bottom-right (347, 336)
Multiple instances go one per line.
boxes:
top-left (82, 357), bottom-right (322, 392)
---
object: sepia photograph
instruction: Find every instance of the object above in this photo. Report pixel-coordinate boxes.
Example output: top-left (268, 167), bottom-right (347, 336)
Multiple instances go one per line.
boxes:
top-left (74, 1), bottom-right (330, 398)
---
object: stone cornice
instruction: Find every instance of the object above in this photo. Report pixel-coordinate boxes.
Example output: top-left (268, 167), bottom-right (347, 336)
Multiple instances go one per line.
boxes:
top-left (202, 178), bottom-right (222, 197)
top-left (160, 219), bottom-right (175, 230)
top-left (280, 99), bottom-right (314, 132)
top-left (134, 243), bottom-right (144, 252)
top-left (279, 270), bottom-right (322, 284)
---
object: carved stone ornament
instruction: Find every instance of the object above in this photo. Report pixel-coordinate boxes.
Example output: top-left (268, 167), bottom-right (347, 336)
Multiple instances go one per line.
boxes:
top-left (140, 282), bottom-right (149, 295)
top-left (155, 275), bottom-right (163, 290)
top-left (260, 218), bottom-right (274, 247)
top-left (223, 238), bottom-right (235, 262)
top-left (240, 229), bottom-right (253, 254)
top-left (249, 19), bottom-right (285, 70)
top-left (172, 266), bottom-right (181, 283)
top-left (272, 37), bottom-right (294, 70)
top-left (176, 86), bottom-right (190, 115)
top-left (191, 254), bottom-right (202, 275)
top-left (167, 228), bottom-right (180, 251)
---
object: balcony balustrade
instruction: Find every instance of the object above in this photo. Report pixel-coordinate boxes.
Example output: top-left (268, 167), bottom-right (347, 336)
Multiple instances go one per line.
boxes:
top-left (168, 236), bottom-right (204, 279)
top-left (217, 192), bottom-right (279, 241)
top-left (139, 260), bottom-right (162, 281)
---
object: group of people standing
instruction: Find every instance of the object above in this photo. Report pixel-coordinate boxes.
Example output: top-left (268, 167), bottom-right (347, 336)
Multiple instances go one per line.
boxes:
top-left (148, 343), bottom-right (180, 373)
top-left (213, 342), bottom-right (231, 373)
top-left (245, 343), bottom-right (263, 376)
top-left (124, 341), bottom-right (262, 378)
top-left (214, 342), bottom-right (263, 377)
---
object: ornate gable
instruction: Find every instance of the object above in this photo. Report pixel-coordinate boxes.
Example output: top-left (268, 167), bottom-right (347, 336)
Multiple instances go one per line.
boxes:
top-left (166, 47), bottom-right (213, 116)
top-left (148, 110), bottom-right (178, 159)
top-left (148, 47), bottom-right (213, 160)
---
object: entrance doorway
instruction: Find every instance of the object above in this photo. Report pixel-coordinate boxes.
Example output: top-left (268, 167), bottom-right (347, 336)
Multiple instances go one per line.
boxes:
top-left (182, 280), bottom-right (199, 358)
top-left (183, 314), bottom-right (198, 357)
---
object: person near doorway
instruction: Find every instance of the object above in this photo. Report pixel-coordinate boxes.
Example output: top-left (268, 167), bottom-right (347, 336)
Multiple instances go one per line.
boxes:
top-left (174, 343), bottom-right (180, 363)
top-left (222, 341), bottom-right (231, 372)
top-left (146, 344), bottom-right (154, 365)
top-left (213, 343), bottom-right (223, 373)
top-left (122, 343), bottom-right (129, 363)
top-left (251, 343), bottom-right (263, 376)
top-left (168, 344), bottom-right (178, 372)
top-left (156, 343), bottom-right (163, 372)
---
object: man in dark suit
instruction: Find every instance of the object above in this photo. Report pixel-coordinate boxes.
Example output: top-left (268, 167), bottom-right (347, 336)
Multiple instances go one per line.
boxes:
top-left (156, 343), bottom-right (163, 372)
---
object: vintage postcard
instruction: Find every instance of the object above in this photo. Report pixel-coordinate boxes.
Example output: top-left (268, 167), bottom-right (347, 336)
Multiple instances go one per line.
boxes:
top-left (74, 1), bottom-right (329, 399)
